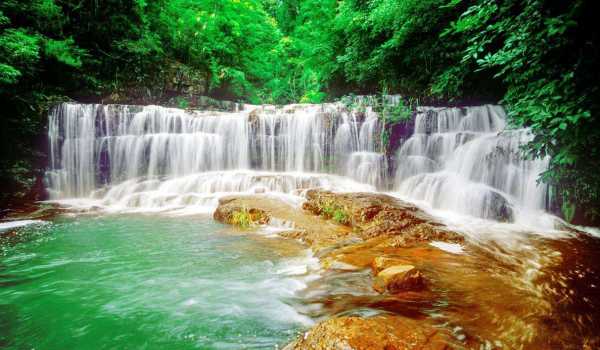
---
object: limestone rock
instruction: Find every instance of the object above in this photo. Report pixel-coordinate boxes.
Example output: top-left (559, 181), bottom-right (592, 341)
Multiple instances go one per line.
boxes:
top-left (373, 265), bottom-right (426, 294)
top-left (373, 223), bottom-right (464, 248)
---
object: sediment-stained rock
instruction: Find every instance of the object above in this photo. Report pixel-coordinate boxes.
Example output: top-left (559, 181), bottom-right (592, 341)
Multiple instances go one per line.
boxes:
top-left (303, 189), bottom-right (463, 245)
top-left (214, 192), bottom-right (470, 350)
top-left (213, 195), bottom-right (354, 249)
top-left (371, 256), bottom-right (412, 274)
top-left (284, 315), bottom-right (453, 350)
top-left (213, 196), bottom-right (270, 226)
top-left (373, 265), bottom-right (426, 294)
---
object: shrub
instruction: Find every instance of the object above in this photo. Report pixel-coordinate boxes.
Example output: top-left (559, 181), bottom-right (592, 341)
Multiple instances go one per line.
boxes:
top-left (231, 208), bottom-right (253, 228)
top-left (317, 198), bottom-right (350, 225)
top-left (332, 208), bottom-right (350, 225)
top-left (230, 207), bottom-right (268, 228)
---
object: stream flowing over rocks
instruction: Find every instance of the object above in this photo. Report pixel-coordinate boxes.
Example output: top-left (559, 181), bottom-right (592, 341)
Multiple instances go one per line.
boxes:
top-left (39, 99), bottom-right (600, 349)
top-left (46, 99), bottom-right (550, 225)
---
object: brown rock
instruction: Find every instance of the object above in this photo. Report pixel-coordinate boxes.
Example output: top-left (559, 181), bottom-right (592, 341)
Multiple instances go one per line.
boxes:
top-left (373, 265), bottom-right (426, 294)
top-left (285, 315), bottom-right (452, 350)
top-left (323, 257), bottom-right (361, 271)
top-left (373, 224), bottom-right (464, 248)
top-left (213, 195), bottom-right (354, 249)
top-left (213, 196), bottom-right (270, 226)
top-left (371, 256), bottom-right (412, 275)
top-left (303, 190), bottom-right (463, 244)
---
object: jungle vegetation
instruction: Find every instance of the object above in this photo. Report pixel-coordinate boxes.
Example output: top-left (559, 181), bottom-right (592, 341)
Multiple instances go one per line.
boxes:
top-left (1, 0), bottom-right (598, 224)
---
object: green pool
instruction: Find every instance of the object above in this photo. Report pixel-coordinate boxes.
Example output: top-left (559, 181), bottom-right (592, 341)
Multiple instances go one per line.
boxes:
top-left (0, 215), bottom-right (314, 349)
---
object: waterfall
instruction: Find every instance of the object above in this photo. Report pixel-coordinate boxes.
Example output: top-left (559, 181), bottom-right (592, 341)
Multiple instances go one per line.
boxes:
top-left (46, 101), bottom-right (550, 223)
top-left (393, 105), bottom-right (550, 223)
top-left (46, 102), bottom-right (384, 211)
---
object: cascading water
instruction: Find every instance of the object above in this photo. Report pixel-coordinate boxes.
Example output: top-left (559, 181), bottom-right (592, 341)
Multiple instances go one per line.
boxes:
top-left (46, 102), bottom-right (384, 211)
top-left (46, 100), bottom-right (552, 224)
top-left (393, 105), bottom-right (550, 224)
top-left (38, 100), bottom-right (600, 350)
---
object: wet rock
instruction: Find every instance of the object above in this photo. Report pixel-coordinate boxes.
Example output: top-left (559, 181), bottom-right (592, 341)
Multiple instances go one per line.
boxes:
top-left (323, 258), bottom-right (362, 271)
top-left (374, 223), bottom-right (464, 248)
top-left (214, 195), bottom-right (354, 248)
top-left (284, 315), bottom-right (452, 350)
top-left (373, 265), bottom-right (426, 294)
top-left (213, 196), bottom-right (270, 226)
top-left (278, 230), bottom-right (308, 240)
top-left (304, 190), bottom-right (404, 226)
top-left (303, 190), bottom-right (463, 245)
top-left (485, 191), bottom-right (514, 222)
top-left (371, 256), bottom-right (412, 275)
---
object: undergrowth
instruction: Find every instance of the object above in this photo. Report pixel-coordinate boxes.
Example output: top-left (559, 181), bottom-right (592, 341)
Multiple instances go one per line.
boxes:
top-left (318, 199), bottom-right (350, 225)
top-left (231, 208), bottom-right (253, 228)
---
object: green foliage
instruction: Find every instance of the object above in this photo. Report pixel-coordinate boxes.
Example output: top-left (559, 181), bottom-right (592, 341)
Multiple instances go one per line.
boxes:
top-left (231, 208), bottom-right (253, 228)
top-left (333, 0), bottom-right (467, 95)
top-left (443, 0), bottom-right (600, 223)
top-left (332, 208), bottom-right (350, 225)
top-left (319, 200), bottom-right (336, 218)
top-left (561, 198), bottom-right (576, 223)
top-left (155, 0), bottom-right (282, 101)
top-left (0, 0), bottom-right (599, 223)
top-left (366, 93), bottom-right (415, 148)
top-left (317, 199), bottom-right (350, 225)
top-left (175, 96), bottom-right (189, 109)
top-left (0, 28), bottom-right (40, 84)
top-left (0, 63), bottom-right (20, 84)
top-left (230, 207), bottom-right (267, 228)
top-left (44, 38), bottom-right (85, 68)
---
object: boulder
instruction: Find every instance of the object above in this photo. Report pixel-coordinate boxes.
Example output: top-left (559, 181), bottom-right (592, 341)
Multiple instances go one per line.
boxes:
top-left (213, 196), bottom-right (270, 226)
top-left (373, 265), bottom-right (426, 294)
top-left (485, 190), bottom-right (514, 222)
top-left (284, 315), bottom-right (452, 350)
top-left (303, 190), bottom-right (463, 245)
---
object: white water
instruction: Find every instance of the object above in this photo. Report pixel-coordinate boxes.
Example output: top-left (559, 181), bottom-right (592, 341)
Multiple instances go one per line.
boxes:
top-left (0, 220), bottom-right (46, 232)
top-left (393, 105), bottom-right (550, 226)
top-left (46, 102), bottom-right (381, 212)
top-left (46, 101), bottom-right (554, 228)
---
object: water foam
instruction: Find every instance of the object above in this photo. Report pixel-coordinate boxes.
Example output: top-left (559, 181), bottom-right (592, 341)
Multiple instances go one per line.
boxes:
top-left (0, 220), bottom-right (47, 232)
top-left (394, 105), bottom-right (550, 226)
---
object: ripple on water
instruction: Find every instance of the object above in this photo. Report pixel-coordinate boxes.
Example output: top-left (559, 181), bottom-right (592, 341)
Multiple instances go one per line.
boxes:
top-left (0, 214), bottom-right (317, 349)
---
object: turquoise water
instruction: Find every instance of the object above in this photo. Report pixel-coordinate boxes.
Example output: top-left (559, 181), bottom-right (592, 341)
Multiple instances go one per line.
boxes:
top-left (0, 215), bottom-right (313, 349)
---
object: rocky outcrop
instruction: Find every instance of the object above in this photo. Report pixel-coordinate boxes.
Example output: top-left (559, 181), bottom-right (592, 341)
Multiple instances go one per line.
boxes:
top-left (213, 195), bottom-right (354, 249)
top-left (214, 191), bottom-right (469, 349)
top-left (284, 315), bottom-right (453, 350)
top-left (213, 196), bottom-right (270, 226)
top-left (303, 189), bottom-right (463, 246)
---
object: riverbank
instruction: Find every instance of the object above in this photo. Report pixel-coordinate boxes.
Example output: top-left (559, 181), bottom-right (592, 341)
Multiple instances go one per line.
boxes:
top-left (214, 190), bottom-right (600, 349)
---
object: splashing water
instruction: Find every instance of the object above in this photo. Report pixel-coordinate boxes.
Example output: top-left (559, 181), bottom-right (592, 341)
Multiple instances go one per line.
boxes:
top-left (8, 99), bottom-right (596, 349)
top-left (46, 103), bottom-right (382, 212)
top-left (393, 105), bottom-right (551, 227)
top-left (46, 102), bottom-right (554, 227)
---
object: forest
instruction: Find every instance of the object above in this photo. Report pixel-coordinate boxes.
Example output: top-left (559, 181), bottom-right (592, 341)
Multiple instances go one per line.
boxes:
top-left (1, 0), bottom-right (599, 224)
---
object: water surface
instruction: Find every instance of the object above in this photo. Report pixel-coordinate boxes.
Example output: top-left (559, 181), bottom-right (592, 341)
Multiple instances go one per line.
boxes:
top-left (0, 215), bottom-right (314, 349)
